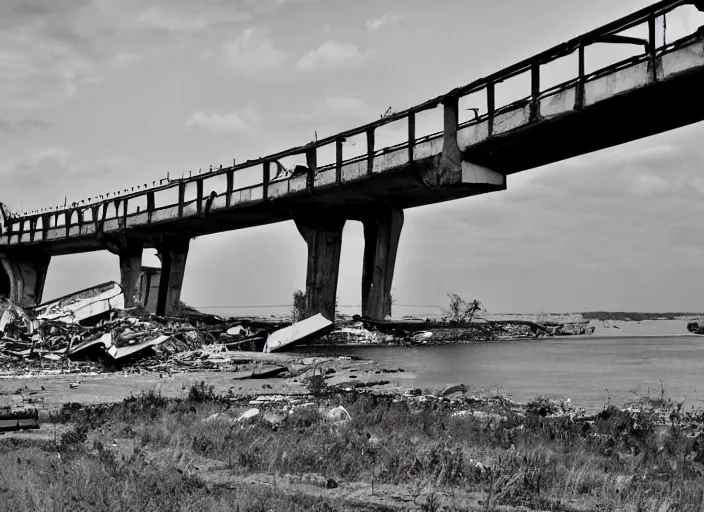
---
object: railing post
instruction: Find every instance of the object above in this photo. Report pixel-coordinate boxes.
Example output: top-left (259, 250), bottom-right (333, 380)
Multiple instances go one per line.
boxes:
top-left (178, 182), bottom-right (185, 217)
top-left (487, 82), bottom-right (495, 136)
top-left (648, 14), bottom-right (658, 82)
top-left (42, 214), bottom-right (50, 240)
top-left (408, 111), bottom-right (416, 164)
top-left (262, 161), bottom-right (271, 199)
top-left (28, 217), bottom-right (35, 243)
top-left (305, 146), bottom-right (317, 191)
top-left (366, 129), bottom-right (375, 175)
top-left (196, 178), bottom-right (204, 215)
top-left (530, 62), bottom-right (540, 121)
top-left (335, 138), bottom-right (343, 184)
top-left (226, 169), bottom-right (234, 207)
top-left (147, 191), bottom-right (155, 223)
top-left (575, 41), bottom-right (585, 110)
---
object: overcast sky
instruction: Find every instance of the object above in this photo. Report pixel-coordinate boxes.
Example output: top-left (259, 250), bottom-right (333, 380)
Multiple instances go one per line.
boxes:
top-left (2, 0), bottom-right (704, 316)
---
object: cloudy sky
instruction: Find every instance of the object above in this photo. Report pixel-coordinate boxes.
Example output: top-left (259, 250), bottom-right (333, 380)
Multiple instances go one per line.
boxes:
top-left (2, 0), bottom-right (704, 316)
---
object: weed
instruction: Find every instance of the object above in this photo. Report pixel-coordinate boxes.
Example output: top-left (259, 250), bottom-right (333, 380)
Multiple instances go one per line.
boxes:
top-left (187, 380), bottom-right (217, 402)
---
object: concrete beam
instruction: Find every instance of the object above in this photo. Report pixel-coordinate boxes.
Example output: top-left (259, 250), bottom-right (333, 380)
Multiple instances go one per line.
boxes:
top-left (461, 161), bottom-right (505, 186)
top-left (118, 239), bottom-right (144, 308)
top-left (420, 96), bottom-right (463, 188)
top-left (0, 250), bottom-right (50, 307)
top-left (155, 236), bottom-right (190, 317)
top-left (361, 205), bottom-right (404, 319)
top-left (295, 216), bottom-right (345, 322)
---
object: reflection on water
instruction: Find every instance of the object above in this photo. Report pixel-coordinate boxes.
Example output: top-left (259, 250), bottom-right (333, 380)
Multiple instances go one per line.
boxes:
top-left (295, 336), bottom-right (704, 411)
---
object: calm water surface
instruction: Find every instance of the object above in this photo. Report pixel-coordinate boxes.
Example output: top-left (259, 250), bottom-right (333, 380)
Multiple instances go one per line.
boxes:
top-left (296, 336), bottom-right (704, 411)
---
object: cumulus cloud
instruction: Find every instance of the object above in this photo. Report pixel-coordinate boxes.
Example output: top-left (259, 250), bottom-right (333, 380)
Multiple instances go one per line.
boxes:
top-left (136, 5), bottom-right (250, 33)
top-left (222, 26), bottom-right (287, 80)
top-left (186, 107), bottom-right (258, 134)
top-left (110, 53), bottom-right (141, 69)
top-left (296, 41), bottom-right (374, 71)
top-left (365, 13), bottom-right (403, 32)
top-left (0, 117), bottom-right (53, 134)
top-left (323, 96), bottom-right (365, 116)
top-left (27, 147), bottom-right (75, 167)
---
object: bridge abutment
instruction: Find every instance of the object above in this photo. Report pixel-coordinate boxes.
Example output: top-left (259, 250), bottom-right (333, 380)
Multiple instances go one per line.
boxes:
top-left (295, 216), bottom-right (345, 322)
top-left (361, 205), bottom-right (404, 319)
top-left (155, 236), bottom-right (190, 317)
top-left (118, 239), bottom-right (144, 308)
top-left (0, 250), bottom-right (50, 307)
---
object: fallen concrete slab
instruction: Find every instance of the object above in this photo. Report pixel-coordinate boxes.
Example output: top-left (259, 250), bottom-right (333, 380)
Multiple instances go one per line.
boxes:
top-left (32, 281), bottom-right (124, 325)
top-left (263, 314), bottom-right (333, 353)
top-left (107, 334), bottom-right (170, 360)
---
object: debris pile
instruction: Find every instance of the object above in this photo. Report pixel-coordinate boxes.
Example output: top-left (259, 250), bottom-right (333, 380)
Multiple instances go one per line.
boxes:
top-left (0, 283), bottom-right (336, 375)
top-left (688, 322), bottom-right (704, 335)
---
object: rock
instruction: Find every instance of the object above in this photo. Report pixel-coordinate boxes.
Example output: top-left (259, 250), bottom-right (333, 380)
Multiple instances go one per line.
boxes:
top-left (226, 325), bottom-right (244, 336)
top-left (262, 411), bottom-right (286, 425)
top-left (441, 384), bottom-right (467, 397)
top-left (471, 410), bottom-right (507, 424)
top-left (237, 408), bottom-right (260, 422)
top-left (325, 405), bottom-right (352, 423)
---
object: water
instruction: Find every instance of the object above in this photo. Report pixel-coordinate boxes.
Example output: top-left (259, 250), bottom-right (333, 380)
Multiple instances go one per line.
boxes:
top-left (295, 336), bottom-right (704, 411)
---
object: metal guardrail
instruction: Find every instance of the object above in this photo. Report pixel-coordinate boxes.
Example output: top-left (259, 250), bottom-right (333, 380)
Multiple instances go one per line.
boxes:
top-left (4, 0), bottom-right (703, 241)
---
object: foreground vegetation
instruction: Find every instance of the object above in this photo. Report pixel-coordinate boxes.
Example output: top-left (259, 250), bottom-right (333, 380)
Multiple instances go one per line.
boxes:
top-left (2, 384), bottom-right (704, 511)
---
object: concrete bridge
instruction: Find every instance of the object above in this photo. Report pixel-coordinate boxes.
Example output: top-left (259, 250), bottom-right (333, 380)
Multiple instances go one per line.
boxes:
top-left (2, 0), bottom-right (704, 320)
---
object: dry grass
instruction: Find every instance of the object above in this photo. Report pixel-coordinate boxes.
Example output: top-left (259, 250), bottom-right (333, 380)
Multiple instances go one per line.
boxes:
top-left (2, 386), bottom-right (704, 511)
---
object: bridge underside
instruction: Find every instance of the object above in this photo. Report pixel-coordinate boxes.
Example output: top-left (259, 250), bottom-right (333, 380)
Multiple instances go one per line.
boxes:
top-left (24, 160), bottom-right (502, 256)
top-left (3, 10), bottom-right (704, 318)
top-left (466, 66), bottom-right (704, 173)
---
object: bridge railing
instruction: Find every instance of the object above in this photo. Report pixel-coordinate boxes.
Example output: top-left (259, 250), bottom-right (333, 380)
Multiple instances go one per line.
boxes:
top-left (5, 0), bottom-right (702, 244)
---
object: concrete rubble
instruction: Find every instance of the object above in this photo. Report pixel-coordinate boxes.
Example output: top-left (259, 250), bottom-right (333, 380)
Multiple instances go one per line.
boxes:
top-left (0, 282), bottom-right (333, 378)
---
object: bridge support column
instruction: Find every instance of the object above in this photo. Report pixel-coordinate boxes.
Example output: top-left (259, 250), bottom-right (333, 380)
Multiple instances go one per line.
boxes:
top-left (361, 205), bottom-right (403, 320)
top-left (0, 250), bottom-right (50, 308)
top-left (155, 236), bottom-right (190, 317)
top-left (295, 216), bottom-right (345, 322)
top-left (118, 239), bottom-right (144, 308)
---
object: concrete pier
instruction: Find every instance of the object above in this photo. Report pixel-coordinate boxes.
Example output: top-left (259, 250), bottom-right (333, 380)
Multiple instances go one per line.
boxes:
top-left (362, 206), bottom-right (404, 319)
top-left (0, 250), bottom-right (50, 307)
top-left (295, 216), bottom-right (345, 321)
top-left (155, 236), bottom-right (190, 317)
top-left (118, 239), bottom-right (144, 308)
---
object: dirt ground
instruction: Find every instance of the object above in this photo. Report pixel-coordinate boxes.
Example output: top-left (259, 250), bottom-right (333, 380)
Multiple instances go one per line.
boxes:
top-left (0, 352), bottom-right (419, 414)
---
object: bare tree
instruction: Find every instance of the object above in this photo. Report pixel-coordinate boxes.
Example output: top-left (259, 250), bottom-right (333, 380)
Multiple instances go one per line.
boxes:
top-left (443, 294), bottom-right (485, 324)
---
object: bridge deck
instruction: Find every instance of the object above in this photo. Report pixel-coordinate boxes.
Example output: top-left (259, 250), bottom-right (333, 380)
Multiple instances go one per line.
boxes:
top-left (2, 0), bottom-right (703, 256)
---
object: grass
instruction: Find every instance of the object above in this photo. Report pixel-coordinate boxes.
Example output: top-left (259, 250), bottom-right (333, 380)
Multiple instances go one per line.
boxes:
top-left (3, 386), bottom-right (704, 511)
